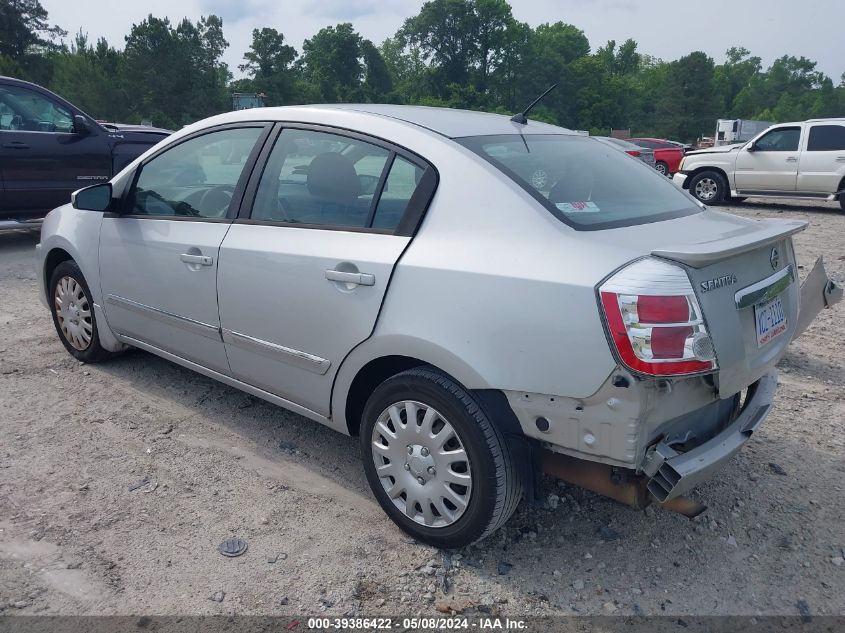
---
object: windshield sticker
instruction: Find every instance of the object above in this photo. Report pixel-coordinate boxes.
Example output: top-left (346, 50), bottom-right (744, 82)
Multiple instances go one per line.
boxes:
top-left (556, 201), bottom-right (600, 213)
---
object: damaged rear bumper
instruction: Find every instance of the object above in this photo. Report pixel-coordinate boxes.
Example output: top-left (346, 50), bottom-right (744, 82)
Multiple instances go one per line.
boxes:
top-left (794, 256), bottom-right (843, 336)
top-left (642, 370), bottom-right (778, 502)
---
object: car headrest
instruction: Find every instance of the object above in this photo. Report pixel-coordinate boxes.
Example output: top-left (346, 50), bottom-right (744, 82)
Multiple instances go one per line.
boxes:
top-left (307, 152), bottom-right (360, 206)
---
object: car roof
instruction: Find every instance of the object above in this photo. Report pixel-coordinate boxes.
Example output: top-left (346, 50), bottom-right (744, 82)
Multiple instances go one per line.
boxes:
top-left (280, 104), bottom-right (576, 139)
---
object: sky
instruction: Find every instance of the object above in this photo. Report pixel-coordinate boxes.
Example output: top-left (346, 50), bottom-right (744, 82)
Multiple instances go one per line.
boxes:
top-left (40, 0), bottom-right (845, 82)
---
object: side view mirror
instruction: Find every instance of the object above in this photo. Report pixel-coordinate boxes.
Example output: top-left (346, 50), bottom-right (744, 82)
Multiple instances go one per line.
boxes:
top-left (72, 183), bottom-right (112, 212)
top-left (746, 143), bottom-right (757, 152)
top-left (73, 115), bottom-right (92, 136)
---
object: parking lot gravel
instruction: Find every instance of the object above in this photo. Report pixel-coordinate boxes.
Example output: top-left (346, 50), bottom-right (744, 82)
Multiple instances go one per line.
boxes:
top-left (0, 199), bottom-right (843, 618)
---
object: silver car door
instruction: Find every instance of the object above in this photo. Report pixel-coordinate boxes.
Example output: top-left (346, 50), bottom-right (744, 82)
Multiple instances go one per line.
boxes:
top-left (217, 127), bottom-right (436, 416)
top-left (99, 125), bottom-right (269, 373)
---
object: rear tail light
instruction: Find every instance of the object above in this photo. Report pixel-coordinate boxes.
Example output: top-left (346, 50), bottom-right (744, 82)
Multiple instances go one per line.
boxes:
top-left (626, 150), bottom-right (641, 157)
top-left (599, 258), bottom-right (717, 376)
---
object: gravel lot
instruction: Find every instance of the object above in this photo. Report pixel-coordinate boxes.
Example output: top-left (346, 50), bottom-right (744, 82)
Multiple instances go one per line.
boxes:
top-left (0, 199), bottom-right (843, 619)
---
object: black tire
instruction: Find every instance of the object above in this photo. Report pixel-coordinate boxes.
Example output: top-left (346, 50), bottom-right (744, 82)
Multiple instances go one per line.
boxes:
top-left (840, 195), bottom-right (845, 213)
top-left (688, 170), bottom-right (728, 205)
top-left (48, 260), bottom-right (113, 363)
top-left (360, 367), bottom-right (522, 548)
top-left (655, 161), bottom-right (670, 177)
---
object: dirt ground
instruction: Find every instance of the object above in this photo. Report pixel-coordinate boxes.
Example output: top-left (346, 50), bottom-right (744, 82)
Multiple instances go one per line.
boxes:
top-left (0, 199), bottom-right (843, 619)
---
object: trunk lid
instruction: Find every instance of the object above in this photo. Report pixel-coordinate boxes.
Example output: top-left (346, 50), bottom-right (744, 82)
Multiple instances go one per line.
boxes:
top-left (588, 210), bottom-right (809, 397)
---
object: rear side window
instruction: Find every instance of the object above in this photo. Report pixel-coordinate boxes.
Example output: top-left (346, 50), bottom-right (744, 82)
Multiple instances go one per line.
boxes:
top-left (807, 125), bottom-right (845, 151)
top-left (458, 134), bottom-right (699, 230)
top-left (251, 128), bottom-right (426, 231)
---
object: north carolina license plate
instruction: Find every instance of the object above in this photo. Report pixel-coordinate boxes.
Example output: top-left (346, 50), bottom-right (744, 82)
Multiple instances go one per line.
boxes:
top-left (754, 295), bottom-right (788, 347)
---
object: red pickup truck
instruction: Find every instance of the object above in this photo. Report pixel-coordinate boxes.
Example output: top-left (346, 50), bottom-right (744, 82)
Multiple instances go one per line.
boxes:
top-left (628, 138), bottom-right (685, 177)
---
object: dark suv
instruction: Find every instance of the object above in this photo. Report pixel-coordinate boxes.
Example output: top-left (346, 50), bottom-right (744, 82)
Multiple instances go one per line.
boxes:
top-left (0, 76), bottom-right (171, 230)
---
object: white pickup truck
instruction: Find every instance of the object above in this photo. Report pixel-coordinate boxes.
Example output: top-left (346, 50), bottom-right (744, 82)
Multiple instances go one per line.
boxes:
top-left (674, 118), bottom-right (845, 212)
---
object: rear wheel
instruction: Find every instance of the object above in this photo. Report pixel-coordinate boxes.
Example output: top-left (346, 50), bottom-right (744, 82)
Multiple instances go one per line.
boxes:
top-left (655, 161), bottom-right (670, 177)
top-left (689, 170), bottom-right (727, 205)
top-left (49, 261), bottom-right (113, 363)
top-left (360, 367), bottom-right (521, 548)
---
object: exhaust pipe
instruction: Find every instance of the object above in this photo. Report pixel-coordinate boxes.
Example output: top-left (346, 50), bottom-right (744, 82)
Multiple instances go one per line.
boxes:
top-left (540, 450), bottom-right (706, 518)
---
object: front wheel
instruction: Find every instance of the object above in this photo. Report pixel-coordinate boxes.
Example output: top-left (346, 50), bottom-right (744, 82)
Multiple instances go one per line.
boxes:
top-left (688, 170), bottom-right (728, 205)
top-left (49, 260), bottom-right (113, 362)
top-left (361, 367), bottom-right (522, 548)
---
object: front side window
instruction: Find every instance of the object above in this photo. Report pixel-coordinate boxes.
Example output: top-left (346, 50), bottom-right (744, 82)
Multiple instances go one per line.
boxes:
top-left (754, 127), bottom-right (800, 152)
top-left (0, 84), bottom-right (73, 132)
top-left (251, 129), bottom-right (396, 228)
top-left (807, 125), bottom-right (845, 151)
top-left (128, 127), bottom-right (263, 218)
top-left (458, 134), bottom-right (699, 230)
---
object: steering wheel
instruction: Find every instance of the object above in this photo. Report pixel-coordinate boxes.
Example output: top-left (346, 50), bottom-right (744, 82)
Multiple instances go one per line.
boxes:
top-left (196, 185), bottom-right (235, 217)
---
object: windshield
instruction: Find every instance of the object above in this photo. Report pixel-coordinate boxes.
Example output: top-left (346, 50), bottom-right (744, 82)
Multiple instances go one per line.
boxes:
top-left (457, 134), bottom-right (700, 230)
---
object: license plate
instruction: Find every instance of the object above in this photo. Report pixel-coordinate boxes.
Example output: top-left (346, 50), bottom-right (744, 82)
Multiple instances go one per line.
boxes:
top-left (754, 295), bottom-right (788, 348)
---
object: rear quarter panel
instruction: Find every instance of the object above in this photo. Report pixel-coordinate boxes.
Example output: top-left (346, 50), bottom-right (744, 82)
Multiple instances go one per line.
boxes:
top-left (333, 139), bottom-right (649, 428)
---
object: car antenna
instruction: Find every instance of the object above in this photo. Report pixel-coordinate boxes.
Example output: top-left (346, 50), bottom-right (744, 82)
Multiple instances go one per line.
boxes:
top-left (510, 84), bottom-right (558, 125)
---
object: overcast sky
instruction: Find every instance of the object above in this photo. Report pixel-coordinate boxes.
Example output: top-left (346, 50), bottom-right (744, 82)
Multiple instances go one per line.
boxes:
top-left (41, 0), bottom-right (845, 81)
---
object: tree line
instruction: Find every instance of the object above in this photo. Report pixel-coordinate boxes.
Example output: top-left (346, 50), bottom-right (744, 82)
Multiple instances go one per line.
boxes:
top-left (1, 0), bottom-right (843, 140)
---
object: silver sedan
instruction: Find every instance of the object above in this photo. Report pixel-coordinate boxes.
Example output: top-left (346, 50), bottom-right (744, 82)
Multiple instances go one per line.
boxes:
top-left (36, 105), bottom-right (841, 547)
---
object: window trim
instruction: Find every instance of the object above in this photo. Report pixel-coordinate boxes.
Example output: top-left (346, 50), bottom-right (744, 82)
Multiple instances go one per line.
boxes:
top-left (111, 122), bottom-right (275, 221)
top-left (235, 122), bottom-right (438, 237)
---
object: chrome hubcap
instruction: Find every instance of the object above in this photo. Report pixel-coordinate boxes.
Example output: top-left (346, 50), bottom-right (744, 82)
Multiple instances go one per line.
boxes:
top-left (371, 400), bottom-right (472, 528)
top-left (656, 163), bottom-right (667, 175)
top-left (54, 276), bottom-right (92, 351)
top-left (694, 177), bottom-right (718, 201)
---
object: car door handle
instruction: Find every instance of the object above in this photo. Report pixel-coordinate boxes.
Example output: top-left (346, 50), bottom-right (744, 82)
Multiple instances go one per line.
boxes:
top-left (1, 141), bottom-right (29, 149)
top-left (836, 156), bottom-right (845, 163)
top-left (785, 156), bottom-right (798, 163)
top-left (325, 269), bottom-right (375, 286)
top-left (180, 253), bottom-right (213, 266)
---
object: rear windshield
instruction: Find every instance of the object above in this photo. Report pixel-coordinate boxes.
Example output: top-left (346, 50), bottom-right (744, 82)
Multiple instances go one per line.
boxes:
top-left (457, 134), bottom-right (700, 230)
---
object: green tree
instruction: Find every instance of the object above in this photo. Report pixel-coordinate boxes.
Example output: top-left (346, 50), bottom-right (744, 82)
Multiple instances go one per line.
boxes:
top-left (380, 35), bottom-right (428, 102)
top-left (361, 39), bottom-right (392, 101)
top-left (0, 0), bottom-right (64, 59)
top-left (239, 27), bottom-right (298, 104)
top-left (122, 14), bottom-right (230, 128)
top-left (514, 22), bottom-right (591, 126)
top-left (400, 0), bottom-right (478, 98)
top-left (48, 31), bottom-right (130, 121)
top-left (654, 51), bottom-right (718, 141)
top-left (298, 23), bottom-right (364, 102)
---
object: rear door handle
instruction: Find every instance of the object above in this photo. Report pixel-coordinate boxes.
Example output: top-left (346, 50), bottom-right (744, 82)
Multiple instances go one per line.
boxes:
top-left (325, 269), bottom-right (375, 286)
top-left (180, 253), bottom-right (213, 266)
top-left (836, 156), bottom-right (845, 163)
top-left (2, 141), bottom-right (29, 149)
top-left (785, 156), bottom-right (798, 163)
